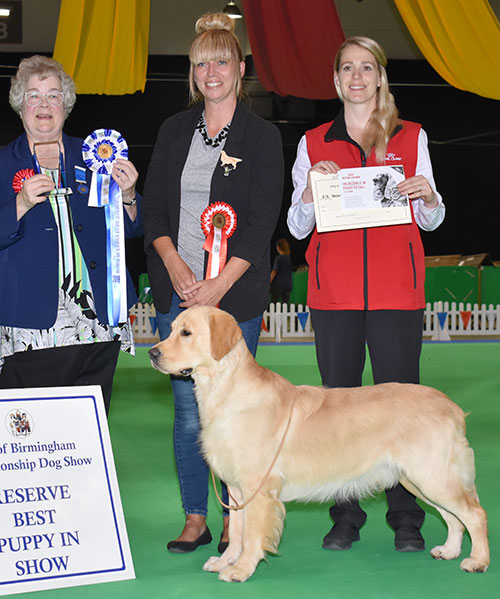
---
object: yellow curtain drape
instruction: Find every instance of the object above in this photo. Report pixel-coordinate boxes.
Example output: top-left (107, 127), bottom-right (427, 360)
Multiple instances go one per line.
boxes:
top-left (394, 0), bottom-right (500, 100)
top-left (53, 0), bottom-right (150, 95)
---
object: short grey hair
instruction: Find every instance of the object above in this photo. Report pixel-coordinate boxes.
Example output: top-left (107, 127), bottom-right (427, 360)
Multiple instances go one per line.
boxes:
top-left (9, 55), bottom-right (76, 117)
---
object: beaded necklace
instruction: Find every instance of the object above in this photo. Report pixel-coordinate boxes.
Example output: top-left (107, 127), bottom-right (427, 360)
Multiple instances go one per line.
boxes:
top-left (196, 114), bottom-right (231, 147)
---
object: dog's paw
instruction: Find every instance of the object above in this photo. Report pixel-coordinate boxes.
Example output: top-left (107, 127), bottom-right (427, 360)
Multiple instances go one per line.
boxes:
top-left (218, 564), bottom-right (254, 583)
top-left (460, 557), bottom-right (489, 573)
top-left (431, 545), bottom-right (461, 561)
top-left (203, 556), bottom-right (225, 573)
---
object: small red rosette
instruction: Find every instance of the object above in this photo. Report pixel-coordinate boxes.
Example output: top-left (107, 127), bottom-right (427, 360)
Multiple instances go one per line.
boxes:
top-left (12, 169), bottom-right (36, 193)
top-left (201, 202), bottom-right (237, 279)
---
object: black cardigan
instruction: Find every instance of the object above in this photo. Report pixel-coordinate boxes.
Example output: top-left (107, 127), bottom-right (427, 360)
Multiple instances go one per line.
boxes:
top-left (142, 101), bottom-right (284, 322)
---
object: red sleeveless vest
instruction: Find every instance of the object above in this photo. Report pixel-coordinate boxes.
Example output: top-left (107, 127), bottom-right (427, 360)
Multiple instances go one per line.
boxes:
top-left (304, 119), bottom-right (425, 310)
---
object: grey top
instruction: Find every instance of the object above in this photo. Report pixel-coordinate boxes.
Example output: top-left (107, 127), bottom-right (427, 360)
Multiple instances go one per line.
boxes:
top-left (178, 126), bottom-right (228, 281)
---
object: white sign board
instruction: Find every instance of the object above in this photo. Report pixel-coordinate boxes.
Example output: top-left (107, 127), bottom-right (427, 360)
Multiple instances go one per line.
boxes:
top-left (0, 386), bottom-right (135, 595)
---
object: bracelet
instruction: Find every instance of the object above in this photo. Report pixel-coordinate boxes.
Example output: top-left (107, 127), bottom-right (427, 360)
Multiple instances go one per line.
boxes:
top-left (122, 197), bottom-right (137, 206)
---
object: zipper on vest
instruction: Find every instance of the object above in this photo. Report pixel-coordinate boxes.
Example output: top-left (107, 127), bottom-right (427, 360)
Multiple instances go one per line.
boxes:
top-left (315, 242), bottom-right (321, 289)
top-left (363, 228), bottom-right (368, 309)
top-left (409, 242), bottom-right (417, 289)
top-left (359, 149), bottom-right (368, 309)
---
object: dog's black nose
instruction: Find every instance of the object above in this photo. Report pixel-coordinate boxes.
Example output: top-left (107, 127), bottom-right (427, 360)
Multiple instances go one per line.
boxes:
top-left (149, 347), bottom-right (161, 362)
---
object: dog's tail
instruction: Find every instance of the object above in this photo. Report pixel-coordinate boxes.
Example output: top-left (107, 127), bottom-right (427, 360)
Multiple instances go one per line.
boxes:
top-left (449, 408), bottom-right (477, 494)
top-left (455, 441), bottom-right (477, 495)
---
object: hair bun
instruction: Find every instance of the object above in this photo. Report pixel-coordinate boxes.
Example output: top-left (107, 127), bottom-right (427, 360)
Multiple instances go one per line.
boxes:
top-left (195, 12), bottom-right (235, 34)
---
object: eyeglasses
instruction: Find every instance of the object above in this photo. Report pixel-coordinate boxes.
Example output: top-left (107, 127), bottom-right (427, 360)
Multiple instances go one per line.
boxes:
top-left (24, 91), bottom-right (65, 107)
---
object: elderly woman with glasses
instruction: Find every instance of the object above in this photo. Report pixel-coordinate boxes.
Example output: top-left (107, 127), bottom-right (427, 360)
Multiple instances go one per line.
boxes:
top-left (0, 55), bottom-right (143, 412)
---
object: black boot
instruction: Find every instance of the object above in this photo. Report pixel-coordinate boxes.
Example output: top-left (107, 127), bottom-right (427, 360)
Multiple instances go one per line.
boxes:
top-left (386, 484), bottom-right (425, 552)
top-left (323, 500), bottom-right (367, 550)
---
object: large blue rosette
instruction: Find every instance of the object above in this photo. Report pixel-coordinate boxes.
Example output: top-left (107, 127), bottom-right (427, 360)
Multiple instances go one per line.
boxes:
top-left (82, 128), bottom-right (128, 206)
top-left (82, 129), bottom-right (128, 325)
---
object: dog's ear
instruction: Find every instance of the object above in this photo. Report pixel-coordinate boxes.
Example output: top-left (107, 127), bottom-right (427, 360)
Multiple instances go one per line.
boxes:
top-left (209, 310), bottom-right (243, 361)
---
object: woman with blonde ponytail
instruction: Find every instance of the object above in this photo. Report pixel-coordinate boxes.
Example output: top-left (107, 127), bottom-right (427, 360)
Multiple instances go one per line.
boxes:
top-left (143, 12), bottom-right (283, 554)
top-left (288, 37), bottom-right (445, 552)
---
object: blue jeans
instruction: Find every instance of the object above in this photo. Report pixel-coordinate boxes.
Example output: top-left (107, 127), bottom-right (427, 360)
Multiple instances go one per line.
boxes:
top-left (157, 293), bottom-right (261, 516)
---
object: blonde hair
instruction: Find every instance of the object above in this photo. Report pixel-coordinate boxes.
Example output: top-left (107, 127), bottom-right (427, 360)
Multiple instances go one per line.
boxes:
top-left (188, 12), bottom-right (244, 104)
top-left (9, 55), bottom-right (76, 117)
top-left (334, 36), bottom-right (400, 163)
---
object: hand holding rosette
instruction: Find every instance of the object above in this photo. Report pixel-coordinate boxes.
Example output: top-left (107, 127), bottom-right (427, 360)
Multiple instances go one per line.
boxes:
top-left (82, 129), bottom-right (129, 207)
top-left (13, 168), bottom-right (56, 220)
top-left (201, 202), bottom-right (237, 280)
top-left (12, 168), bottom-right (36, 194)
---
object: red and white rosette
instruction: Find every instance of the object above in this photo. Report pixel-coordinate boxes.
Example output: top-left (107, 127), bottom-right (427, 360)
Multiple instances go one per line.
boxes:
top-left (12, 169), bottom-right (36, 193)
top-left (201, 202), bottom-right (237, 279)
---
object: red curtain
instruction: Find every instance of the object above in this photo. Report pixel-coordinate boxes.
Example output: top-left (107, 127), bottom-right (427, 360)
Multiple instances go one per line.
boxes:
top-left (242, 0), bottom-right (344, 99)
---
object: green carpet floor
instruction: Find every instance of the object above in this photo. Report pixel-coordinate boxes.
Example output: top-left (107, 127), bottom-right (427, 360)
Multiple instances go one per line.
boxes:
top-left (15, 341), bottom-right (500, 599)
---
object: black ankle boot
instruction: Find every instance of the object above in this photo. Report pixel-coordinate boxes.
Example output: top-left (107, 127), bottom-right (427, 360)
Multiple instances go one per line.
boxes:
top-left (394, 526), bottom-right (425, 552)
top-left (322, 522), bottom-right (361, 551)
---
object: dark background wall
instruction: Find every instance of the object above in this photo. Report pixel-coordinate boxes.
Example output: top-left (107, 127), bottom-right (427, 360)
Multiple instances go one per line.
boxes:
top-left (1, 53), bottom-right (499, 287)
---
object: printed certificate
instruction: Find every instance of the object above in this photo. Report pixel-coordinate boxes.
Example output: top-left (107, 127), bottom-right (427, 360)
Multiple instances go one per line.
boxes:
top-left (310, 165), bottom-right (412, 232)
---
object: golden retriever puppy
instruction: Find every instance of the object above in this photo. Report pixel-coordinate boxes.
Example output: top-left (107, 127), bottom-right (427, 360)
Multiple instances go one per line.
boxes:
top-left (149, 306), bottom-right (489, 583)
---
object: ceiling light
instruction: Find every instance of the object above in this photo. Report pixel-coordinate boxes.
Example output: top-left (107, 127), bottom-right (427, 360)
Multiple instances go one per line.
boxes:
top-left (0, 8), bottom-right (11, 16)
top-left (223, 1), bottom-right (243, 19)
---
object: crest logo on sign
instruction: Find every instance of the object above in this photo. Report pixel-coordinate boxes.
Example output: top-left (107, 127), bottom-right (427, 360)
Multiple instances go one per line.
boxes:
top-left (6, 409), bottom-right (33, 437)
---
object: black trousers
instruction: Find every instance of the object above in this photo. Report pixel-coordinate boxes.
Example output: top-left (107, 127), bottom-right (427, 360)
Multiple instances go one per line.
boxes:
top-left (270, 286), bottom-right (291, 304)
top-left (0, 341), bottom-right (121, 414)
top-left (309, 308), bottom-right (426, 530)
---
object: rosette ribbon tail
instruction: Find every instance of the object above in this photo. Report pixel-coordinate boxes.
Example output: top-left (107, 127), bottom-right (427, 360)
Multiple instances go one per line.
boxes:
top-left (104, 178), bottom-right (128, 325)
top-left (203, 227), bottom-right (228, 279)
top-left (83, 128), bottom-right (130, 325)
top-left (88, 171), bottom-right (110, 207)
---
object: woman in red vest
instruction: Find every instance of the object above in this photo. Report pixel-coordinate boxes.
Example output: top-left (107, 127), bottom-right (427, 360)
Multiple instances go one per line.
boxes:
top-left (288, 36), bottom-right (445, 552)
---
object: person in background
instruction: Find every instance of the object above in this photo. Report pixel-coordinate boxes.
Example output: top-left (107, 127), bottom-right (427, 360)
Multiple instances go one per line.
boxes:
top-left (0, 55), bottom-right (142, 413)
top-left (270, 238), bottom-right (293, 304)
top-left (287, 36), bottom-right (445, 553)
top-left (142, 12), bottom-right (283, 553)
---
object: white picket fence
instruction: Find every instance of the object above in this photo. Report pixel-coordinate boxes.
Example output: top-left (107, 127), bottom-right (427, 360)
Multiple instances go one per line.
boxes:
top-left (129, 301), bottom-right (500, 343)
top-left (261, 303), bottom-right (314, 341)
top-left (262, 301), bottom-right (500, 341)
top-left (130, 302), bottom-right (158, 343)
top-left (424, 301), bottom-right (500, 340)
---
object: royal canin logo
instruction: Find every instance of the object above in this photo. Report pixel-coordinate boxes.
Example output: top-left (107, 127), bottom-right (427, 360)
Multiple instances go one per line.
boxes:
top-left (385, 152), bottom-right (402, 161)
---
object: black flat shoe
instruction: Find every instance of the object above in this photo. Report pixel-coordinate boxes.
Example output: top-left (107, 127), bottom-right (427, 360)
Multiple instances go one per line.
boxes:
top-left (322, 522), bottom-right (361, 550)
top-left (218, 533), bottom-right (229, 554)
top-left (167, 527), bottom-right (212, 553)
top-left (394, 526), bottom-right (425, 552)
